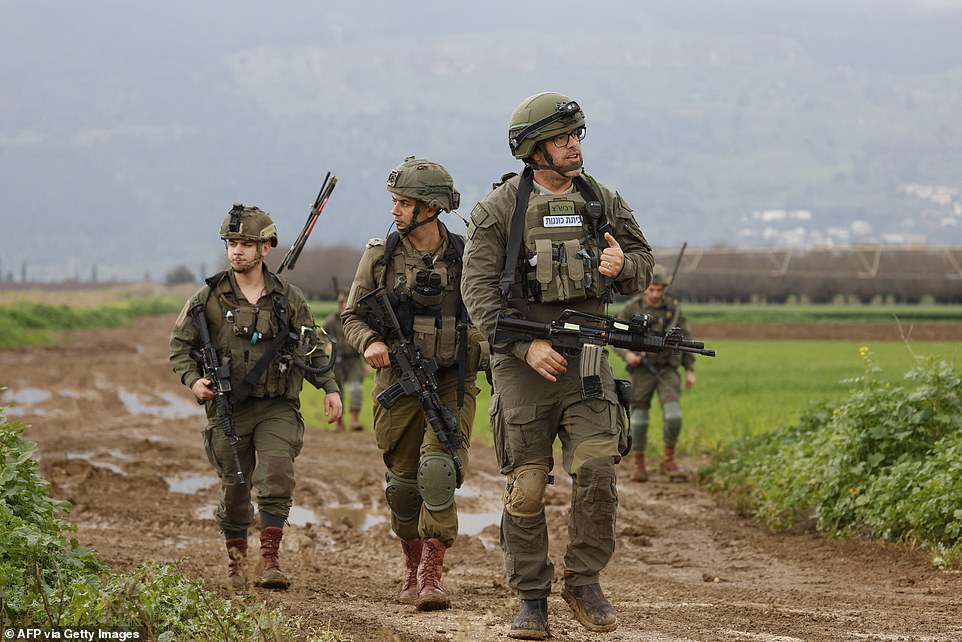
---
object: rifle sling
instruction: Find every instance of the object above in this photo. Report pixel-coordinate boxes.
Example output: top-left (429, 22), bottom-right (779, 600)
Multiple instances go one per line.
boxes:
top-left (498, 165), bottom-right (534, 304)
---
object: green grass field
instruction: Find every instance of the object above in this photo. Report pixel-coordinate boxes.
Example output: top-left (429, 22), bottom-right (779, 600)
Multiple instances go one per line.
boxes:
top-left (300, 335), bottom-right (960, 457)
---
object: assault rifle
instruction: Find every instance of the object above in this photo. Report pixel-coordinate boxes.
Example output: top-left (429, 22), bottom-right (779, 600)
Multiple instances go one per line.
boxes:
top-left (278, 172), bottom-right (338, 274)
top-left (188, 303), bottom-right (245, 484)
top-left (494, 309), bottom-right (716, 359)
top-left (359, 287), bottom-right (464, 487)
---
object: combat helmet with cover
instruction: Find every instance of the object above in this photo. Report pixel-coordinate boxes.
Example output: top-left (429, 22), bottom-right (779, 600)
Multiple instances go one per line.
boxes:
top-left (508, 92), bottom-right (586, 160)
top-left (650, 264), bottom-right (670, 286)
top-left (219, 204), bottom-right (278, 247)
top-left (386, 156), bottom-right (460, 213)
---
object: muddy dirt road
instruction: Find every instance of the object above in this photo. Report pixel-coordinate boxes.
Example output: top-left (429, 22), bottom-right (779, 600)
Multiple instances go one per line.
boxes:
top-left (3, 315), bottom-right (961, 641)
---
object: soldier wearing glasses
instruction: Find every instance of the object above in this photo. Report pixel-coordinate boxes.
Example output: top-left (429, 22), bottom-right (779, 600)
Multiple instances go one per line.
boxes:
top-left (461, 92), bottom-right (653, 638)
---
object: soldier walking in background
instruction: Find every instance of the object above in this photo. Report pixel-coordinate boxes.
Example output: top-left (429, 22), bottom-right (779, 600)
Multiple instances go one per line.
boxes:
top-left (323, 289), bottom-right (367, 431)
top-left (618, 264), bottom-right (697, 482)
top-left (340, 158), bottom-right (485, 611)
top-left (169, 205), bottom-right (342, 591)
top-left (461, 92), bottom-right (653, 639)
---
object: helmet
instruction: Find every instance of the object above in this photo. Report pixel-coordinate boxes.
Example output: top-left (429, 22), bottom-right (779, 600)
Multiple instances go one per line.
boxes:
top-left (219, 204), bottom-right (278, 247)
top-left (650, 264), bottom-right (670, 286)
top-left (508, 92), bottom-right (586, 160)
top-left (386, 157), bottom-right (460, 212)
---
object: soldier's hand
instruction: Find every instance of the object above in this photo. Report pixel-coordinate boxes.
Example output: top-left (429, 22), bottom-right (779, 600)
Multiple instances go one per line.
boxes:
top-left (624, 351), bottom-right (643, 367)
top-left (600, 232), bottom-right (624, 278)
top-left (525, 338), bottom-right (567, 382)
top-left (685, 369), bottom-right (696, 389)
top-left (364, 341), bottom-right (391, 369)
top-left (191, 377), bottom-right (215, 401)
top-left (324, 392), bottom-right (343, 423)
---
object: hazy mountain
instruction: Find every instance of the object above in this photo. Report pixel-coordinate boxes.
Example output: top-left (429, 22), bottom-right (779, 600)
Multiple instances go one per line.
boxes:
top-left (3, 0), bottom-right (961, 282)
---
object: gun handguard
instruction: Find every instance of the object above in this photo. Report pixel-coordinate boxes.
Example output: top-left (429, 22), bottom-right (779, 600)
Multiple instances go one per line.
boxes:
top-left (494, 309), bottom-right (716, 358)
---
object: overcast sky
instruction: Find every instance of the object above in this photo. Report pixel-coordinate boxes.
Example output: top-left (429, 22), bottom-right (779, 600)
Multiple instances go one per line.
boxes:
top-left (3, 0), bottom-right (961, 282)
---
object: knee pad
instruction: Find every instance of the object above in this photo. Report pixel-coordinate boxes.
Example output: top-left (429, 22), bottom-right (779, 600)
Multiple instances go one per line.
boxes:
top-left (384, 471), bottom-right (422, 523)
top-left (348, 381), bottom-right (363, 407)
top-left (630, 408), bottom-right (650, 430)
top-left (503, 463), bottom-right (549, 519)
top-left (417, 453), bottom-right (458, 512)
top-left (630, 408), bottom-right (650, 450)
top-left (663, 401), bottom-right (682, 442)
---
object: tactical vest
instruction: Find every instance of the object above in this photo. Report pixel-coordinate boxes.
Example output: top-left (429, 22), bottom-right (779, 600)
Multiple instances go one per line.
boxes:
top-left (519, 189), bottom-right (607, 304)
top-left (205, 273), bottom-right (304, 400)
top-left (373, 231), bottom-right (465, 368)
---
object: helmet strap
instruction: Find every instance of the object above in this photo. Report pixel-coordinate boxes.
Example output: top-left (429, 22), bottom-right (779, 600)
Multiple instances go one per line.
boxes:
top-left (530, 143), bottom-right (583, 176)
top-left (399, 201), bottom-right (440, 237)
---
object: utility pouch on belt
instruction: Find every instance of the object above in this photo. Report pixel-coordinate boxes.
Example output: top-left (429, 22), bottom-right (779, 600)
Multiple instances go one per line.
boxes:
top-left (614, 379), bottom-right (632, 415)
top-left (580, 343), bottom-right (604, 399)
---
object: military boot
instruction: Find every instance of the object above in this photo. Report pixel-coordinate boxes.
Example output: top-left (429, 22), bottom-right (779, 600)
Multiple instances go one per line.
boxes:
top-left (561, 581), bottom-right (617, 632)
top-left (398, 539), bottom-right (422, 603)
top-left (659, 444), bottom-right (689, 482)
top-left (415, 538), bottom-right (450, 611)
top-left (350, 408), bottom-right (363, 431)
top-left (225, 537), bottom-right (248, 591)
top-left (631, 451), bottom-right (648, 482)
top-left (508, 598), bottom-right (549, 640)
top-left (258, 526), bottom-right (290, 590)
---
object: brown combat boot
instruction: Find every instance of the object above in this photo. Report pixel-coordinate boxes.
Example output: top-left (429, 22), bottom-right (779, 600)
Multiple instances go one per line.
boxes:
top-left (415, 538), bottom-right (450, 611)
top-left (350, 408), bottom-right (363, 432)
top-left (258, 526), bottom-right (290, 590)
top-left (561, 581), bottom-right (618, 632)
top-left (630, 451), bottom-right (648, 482)
top-left (398, 539), bottom-right (422, 603)
top-left (225, 537), bottom-right (248, 591)
top-left (659, 444), bottom-right (689, 482)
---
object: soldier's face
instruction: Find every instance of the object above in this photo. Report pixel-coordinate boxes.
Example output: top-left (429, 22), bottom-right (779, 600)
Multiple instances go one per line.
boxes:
top-left (645, 283), bottom-right (666, 306)
top-left (227, 239), bottom-right (267, 274)
top-left (391, 194), bottom-right (419, 230)
top-left (532, 128), bottom-right (583, 176)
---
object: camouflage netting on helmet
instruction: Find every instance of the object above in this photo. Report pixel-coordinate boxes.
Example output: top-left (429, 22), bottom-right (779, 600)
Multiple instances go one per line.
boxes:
top-left (386, 157), bottom-right (460, 213)
top-left (219, 204), bottom-right (279, 247)
top-left (508, 92), bottom-right (586, 160)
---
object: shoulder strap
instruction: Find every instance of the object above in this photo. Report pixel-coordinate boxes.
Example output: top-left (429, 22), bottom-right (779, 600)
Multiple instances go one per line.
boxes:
top-left (379, 231), bottom-right (402, 289)
top-left (498, 165), bottom-right (534, 303)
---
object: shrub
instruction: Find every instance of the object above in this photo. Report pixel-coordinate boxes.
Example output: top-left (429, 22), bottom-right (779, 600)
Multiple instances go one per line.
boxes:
top-left (704, 348), bottom-right (962, 562)
top-left (0, 403), bottom-right (347, 640)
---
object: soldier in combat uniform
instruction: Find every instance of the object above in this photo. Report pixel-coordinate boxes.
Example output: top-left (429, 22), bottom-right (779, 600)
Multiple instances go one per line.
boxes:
top-left (341, 158), bottom-right (484, 611)
top-left (170, 205), bottom-right (343, 591)
top-left (461, 92), bottom-right (654, 638)
top-left (323, 289), bottom-right (367, 431)
top-left (618, 264), bottom-right (697, 482)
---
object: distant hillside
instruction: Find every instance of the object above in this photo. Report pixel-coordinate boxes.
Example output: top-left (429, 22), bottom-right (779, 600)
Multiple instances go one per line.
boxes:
top-left (3, 0), bottom-right (961, 282)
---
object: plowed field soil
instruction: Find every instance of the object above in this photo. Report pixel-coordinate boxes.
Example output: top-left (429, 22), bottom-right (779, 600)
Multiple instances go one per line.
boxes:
top-left (3, 315), bottom-right (961, 641)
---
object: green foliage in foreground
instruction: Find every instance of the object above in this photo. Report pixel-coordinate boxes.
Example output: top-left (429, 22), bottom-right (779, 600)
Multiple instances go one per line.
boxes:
top-left (0, 298), bottom-right (182, 347)
top-left (703, 350), bottom-right (962, 565)
top-left (0, 404), bottom-right (347, 641)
